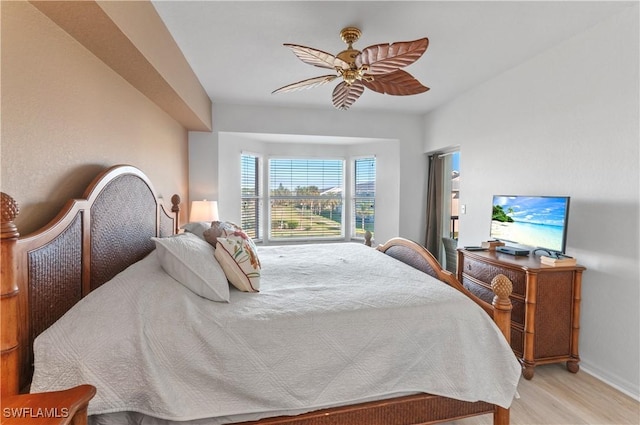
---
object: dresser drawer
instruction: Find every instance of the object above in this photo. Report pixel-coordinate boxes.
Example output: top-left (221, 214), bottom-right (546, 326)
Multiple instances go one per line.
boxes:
top-left (462, 277), bottom-right (525, 326)
top-left (461, 257), bottom-right (526, 296)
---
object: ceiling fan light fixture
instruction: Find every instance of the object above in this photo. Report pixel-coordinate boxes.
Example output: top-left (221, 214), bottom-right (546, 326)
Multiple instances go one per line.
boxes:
top-left (338, 66), bottom-right (370, 85)
top-left (273, 27), bottom-right (429, 110)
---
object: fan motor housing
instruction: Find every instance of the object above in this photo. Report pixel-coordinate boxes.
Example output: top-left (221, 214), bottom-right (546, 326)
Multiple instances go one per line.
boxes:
top-left (337, 48), bottom-right (360, 65)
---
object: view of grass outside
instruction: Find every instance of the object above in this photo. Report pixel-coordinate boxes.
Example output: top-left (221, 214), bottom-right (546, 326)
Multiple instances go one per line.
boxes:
top-left (270, 201), bottom-right (343, 238)
top-left (267, 197), bottom-right (374, 239)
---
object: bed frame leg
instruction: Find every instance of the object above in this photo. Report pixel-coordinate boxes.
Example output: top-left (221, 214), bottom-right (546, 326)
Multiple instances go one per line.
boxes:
top-left (1, 192), bottom-right (20, 396)
top-left (491, 274), bottom-right (513, 425)
top-left (491, 274), bottom-right (513, 346)
top-left (494, 406), bottom-right (509, 425)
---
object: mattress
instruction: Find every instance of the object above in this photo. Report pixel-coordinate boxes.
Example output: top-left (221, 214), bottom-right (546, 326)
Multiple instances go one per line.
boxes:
top-left (31, 242), bottom-right (520, 423)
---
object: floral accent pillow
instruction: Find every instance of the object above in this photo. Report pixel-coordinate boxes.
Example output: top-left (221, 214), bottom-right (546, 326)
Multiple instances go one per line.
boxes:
top-left (203, 221), bottom-right (242, 248)
top-left (214, 230), bottom-right (261, 292)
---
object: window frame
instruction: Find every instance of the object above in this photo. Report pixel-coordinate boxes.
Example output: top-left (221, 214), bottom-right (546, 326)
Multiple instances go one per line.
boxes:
top-left (351, 156), bottom-right (376, 241)
top-left (240, 152), bottom-right (263, 241)
top-left (240, 154), bottom-right (377, 244)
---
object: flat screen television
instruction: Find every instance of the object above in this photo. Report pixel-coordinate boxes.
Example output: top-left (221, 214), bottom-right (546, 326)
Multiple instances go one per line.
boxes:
top-left (490, 195), bottom-right (570, 255)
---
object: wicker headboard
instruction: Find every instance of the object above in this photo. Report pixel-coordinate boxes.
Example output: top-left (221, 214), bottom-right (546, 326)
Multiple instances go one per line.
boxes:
top-left (0, 165), bottom-right (180, 394)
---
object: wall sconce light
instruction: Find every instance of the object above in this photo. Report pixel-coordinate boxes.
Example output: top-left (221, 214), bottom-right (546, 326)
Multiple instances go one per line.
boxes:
top-left (189, 200), bottom-right (219, 222)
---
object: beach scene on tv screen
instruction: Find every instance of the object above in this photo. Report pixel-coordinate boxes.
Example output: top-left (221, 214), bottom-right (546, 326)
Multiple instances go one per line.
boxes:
top-left (491, 196), bottom-right (568, 252)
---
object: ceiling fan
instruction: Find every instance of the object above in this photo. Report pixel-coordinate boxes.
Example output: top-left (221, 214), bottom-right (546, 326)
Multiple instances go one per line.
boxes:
top-left (272, 27), bottom-right (430, 110)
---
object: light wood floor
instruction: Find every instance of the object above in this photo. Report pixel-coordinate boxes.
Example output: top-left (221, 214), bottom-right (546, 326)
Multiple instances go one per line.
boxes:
top-left (446, 364), bottom-right (639, 425)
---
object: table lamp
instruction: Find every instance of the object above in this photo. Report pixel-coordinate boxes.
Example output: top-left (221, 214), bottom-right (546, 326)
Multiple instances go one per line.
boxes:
top-left (189, 200), bottom-right (219, 222)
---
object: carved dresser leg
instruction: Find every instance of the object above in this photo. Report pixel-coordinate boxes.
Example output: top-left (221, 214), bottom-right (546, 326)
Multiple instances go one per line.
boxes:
top-left (522, 365), bottom-right (535, 380)
top-left (567, 360), bottom-right (580, 373)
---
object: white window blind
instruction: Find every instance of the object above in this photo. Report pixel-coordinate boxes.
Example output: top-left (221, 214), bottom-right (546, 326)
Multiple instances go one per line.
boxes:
top-left (269, 158), bottom-right (344, 240)
top-left (241, 154), bottom-right (260, 239)
top-left (353, 157), bottom-right (376, 238)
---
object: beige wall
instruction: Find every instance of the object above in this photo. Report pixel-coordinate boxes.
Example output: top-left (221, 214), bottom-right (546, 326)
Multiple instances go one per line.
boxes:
top-left (1, 1), bottom-right (190, 235)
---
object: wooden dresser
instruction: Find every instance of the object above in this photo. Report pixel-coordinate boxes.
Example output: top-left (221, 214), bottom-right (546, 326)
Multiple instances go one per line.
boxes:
top-left (457, 249), bottom-right (585, 379)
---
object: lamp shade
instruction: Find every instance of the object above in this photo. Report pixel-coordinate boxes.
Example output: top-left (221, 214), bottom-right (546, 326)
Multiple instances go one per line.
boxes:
top-left (189, 200), bottom-right (219, 222)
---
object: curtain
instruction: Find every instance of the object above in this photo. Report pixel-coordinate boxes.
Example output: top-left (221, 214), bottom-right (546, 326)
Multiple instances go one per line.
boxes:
top-left (424, 153), bottom-right (444, 256)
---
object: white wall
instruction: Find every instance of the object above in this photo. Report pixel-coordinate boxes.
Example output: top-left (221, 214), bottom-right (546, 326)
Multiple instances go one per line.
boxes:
top-left (423, 7), bottom-right (639, 398)
top-left (189, 104), bottom-right (425, 245)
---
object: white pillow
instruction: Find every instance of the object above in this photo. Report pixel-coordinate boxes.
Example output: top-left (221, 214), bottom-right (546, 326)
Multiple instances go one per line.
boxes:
top-left (152, 233), bottom-right (230, 302)
top-left (214, 233), bottom-right (261, 293)
top-left (180, 221), bottom-right (211, 240)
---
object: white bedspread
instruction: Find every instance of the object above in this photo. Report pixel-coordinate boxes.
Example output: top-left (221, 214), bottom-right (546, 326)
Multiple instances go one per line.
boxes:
top-left (31, 242), bottom-right (520, 422)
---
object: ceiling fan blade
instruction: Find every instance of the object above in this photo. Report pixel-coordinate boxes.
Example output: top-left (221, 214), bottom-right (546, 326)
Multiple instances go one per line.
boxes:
top-left (272, 75), bottom-right (338, 94)
top-left (284, 44), bottom-right (350, 70)
top-left (362, 70), bottom-right (429, 96)
top-left (356, 38), bottom-right (429, 75)
top-left (332, 81), bottom-right (365, 110)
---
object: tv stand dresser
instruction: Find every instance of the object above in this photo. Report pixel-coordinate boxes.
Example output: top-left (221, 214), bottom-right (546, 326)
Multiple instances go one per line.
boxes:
top-left (457, 249), bottom-right (585, 379)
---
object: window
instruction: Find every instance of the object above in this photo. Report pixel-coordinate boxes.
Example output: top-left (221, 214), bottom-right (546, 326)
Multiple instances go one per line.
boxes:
top-left (269, 158), bottom-right (344, 240)
top-left (240, 155), bottom-right (377, 243)
top-left (353, 157), bottom-right (376, 239)
top-left (240, 154), bottom-right (261, 239)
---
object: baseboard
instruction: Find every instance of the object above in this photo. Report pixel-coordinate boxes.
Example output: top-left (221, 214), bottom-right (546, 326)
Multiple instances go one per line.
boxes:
top-left (580, 362), bottom-right (640, 401)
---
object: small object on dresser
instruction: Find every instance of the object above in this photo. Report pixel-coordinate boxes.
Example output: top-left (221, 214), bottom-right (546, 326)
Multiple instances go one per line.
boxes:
top-left (463, 246), bottom-right (486, 251)
top-left (481, 240), bottom-right (506, 250)
top-left (540, 255), bottom-right (577, 266)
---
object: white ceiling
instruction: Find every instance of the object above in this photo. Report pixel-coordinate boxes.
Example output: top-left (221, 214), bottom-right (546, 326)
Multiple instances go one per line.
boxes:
top-left (151, 1), bottom-right (634, 115)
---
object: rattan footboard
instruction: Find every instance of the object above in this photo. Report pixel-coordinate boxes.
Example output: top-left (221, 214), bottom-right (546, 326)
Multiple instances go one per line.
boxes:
top-left (235, 394), bottom-right (496, 425)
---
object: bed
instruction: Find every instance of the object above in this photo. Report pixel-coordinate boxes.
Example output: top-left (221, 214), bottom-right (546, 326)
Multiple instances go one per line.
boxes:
top-left (0, 165), bottom-right (520, 425)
